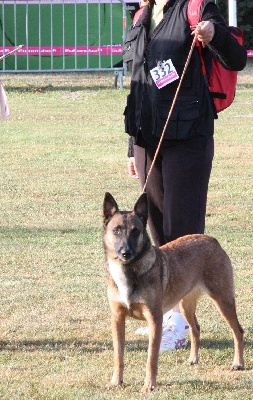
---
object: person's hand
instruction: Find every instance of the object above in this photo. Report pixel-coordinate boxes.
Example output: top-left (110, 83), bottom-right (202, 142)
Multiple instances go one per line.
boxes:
top-left (192, 21), bottom-right (215, 45)
top-left (128, 157), bottom-right (139, 179)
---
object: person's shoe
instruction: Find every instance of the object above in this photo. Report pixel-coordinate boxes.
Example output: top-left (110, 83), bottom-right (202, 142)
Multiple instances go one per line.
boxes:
top-left (135, 326), bottom-right (150, 335)
top-left (159, 327), bottom-right (187, 351)
top-left (163, 311), bottom-right (189, 334)
top-left (135, 311), bottom-right (189, 336)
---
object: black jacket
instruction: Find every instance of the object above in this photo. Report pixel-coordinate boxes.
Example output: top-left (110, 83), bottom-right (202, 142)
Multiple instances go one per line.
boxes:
top-left (123, 0), bottom-right (247, 153)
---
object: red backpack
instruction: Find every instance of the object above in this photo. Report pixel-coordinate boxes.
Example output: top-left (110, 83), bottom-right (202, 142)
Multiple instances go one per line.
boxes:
top-left (187, 0), bottom-right (244, 113)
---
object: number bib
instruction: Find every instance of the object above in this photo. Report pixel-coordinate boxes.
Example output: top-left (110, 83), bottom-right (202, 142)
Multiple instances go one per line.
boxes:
top-left (150, 59), bottom-right (179, 89)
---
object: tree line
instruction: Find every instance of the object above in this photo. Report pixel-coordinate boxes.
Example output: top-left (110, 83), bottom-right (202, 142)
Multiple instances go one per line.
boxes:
top-left (218, 0), bottom-right (253, 48)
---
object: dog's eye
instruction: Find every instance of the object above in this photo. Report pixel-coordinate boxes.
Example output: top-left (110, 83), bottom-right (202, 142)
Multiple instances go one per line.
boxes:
top-left (113, 226), bottom-right (122, 235)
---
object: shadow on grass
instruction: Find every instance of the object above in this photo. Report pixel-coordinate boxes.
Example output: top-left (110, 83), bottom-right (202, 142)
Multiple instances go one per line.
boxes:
top-left (237, 82), bottom-right (253, 89)
top-left (0, 339), bottom-right (113, 353)
top-left (0, 338), bottom-right (252, 355)
top-left (0, 226), bottom-right (98, 235)
top-left (0, 226), bottom-right (100, 243)
top-left (4, 79), bottom-right (253, 94)
top-left (4, 84), bottom-right (120, 94)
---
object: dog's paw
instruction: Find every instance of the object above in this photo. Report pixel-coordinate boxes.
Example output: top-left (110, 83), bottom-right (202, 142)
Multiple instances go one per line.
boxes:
top-left (106, 380), bottom-right (123, 390)
top-left (187, 357), bottom-right (199, 366)
top-left (141, 384), bottom-right (156, 393)
top-left (231, 363), bottom-right (244, 371)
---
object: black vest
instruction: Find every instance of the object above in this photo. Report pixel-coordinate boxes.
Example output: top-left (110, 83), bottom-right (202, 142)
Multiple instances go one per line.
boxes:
top-left (123, 0), bottom-right (215, 146)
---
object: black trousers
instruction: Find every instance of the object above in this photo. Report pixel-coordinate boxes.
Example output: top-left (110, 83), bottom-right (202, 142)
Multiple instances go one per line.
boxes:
top-left (134, 136), bottom-right (214, 247)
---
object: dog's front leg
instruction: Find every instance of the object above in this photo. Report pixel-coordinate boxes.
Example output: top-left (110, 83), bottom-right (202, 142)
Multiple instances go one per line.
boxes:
top-left (142, 309), bottom-right (163, 393)
top-left (107, 307), bottom-right (126, 389)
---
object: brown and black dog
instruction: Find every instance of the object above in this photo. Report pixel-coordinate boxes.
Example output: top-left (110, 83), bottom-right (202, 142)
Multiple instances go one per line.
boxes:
top-left (102, 192), bottom-right (244, 392)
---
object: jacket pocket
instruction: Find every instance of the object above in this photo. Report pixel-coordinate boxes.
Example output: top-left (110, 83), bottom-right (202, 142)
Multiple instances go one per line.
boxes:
top-left (155, 99), bottom-right (200, 140)
top-left (122, 26), bottom-right (141, 64)
top-left (124, 94), bottom-right (134, 135)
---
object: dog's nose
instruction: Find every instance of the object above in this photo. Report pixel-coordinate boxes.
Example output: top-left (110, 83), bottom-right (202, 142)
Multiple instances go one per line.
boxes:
top-left (121, 251), bottom-right (132, 261)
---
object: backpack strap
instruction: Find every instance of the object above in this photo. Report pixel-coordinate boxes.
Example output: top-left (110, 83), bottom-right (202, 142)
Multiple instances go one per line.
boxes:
top-left (133, 5), bottom-right (147, 25)
top-left (187, 0), bottom-right (215, 77)
top-left (187, 0), bottom-right (215, 30)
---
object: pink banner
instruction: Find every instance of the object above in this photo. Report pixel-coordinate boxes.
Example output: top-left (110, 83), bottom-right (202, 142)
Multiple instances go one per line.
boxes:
top-left (1, 46), bottom-right (252, 58)
top-left (0, 45), bottom-right (122, 56)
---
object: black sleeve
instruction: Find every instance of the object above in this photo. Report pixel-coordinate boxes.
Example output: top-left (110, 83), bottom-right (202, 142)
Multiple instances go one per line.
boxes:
top-left (127, 136), bottom-right (135, 157)
top-left (201, 3), bottom-right (247, 71)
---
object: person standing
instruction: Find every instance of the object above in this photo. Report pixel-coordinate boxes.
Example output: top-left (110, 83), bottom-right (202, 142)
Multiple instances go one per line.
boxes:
top-left (123, 0), bottom-right (247, 350)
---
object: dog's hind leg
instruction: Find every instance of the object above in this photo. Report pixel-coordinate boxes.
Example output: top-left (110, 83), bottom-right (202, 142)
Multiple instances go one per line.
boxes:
top-left (210, 293), bottom-right (244, 370)
top-left (180, 290), bottom-right (201, 365)
top-left (204, 250), bottom-right (244, 370)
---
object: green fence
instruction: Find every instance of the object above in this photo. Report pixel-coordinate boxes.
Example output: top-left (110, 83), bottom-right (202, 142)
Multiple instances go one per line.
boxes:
top-left (0, 0), bottom-right (133, 76)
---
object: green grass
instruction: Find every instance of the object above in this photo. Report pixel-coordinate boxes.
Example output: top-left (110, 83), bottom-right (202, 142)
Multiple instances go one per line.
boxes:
top-left (0, 65), bottom-right (252, 399)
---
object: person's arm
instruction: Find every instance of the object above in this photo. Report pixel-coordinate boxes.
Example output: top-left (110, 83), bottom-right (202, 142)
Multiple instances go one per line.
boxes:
top-left (194, 2), bottom-right (247, 71)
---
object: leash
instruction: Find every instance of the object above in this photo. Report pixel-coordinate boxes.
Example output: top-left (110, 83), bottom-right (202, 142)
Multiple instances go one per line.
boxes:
top-left (142, 27), bottom-right (201, 193)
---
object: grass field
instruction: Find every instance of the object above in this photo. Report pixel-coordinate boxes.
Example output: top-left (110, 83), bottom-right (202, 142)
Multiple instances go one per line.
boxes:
top-left (0, 61), bottom-right (252, 399)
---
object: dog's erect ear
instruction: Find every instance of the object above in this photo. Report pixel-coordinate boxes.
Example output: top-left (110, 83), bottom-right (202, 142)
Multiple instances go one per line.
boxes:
top-left (103, 192), bottom-right (119, 225)
top-left (134, 192), bottom-right (148, 226)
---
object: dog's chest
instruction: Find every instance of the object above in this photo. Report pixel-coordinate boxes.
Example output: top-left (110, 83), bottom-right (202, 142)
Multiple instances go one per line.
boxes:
top-left (108, 259), bottom-right (138, 309)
